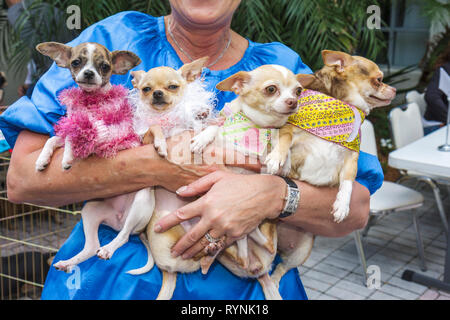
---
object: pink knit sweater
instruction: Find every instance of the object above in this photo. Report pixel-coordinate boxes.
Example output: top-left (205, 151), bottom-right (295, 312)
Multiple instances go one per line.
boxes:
top-left (54, 85), bottom-right (140, 159)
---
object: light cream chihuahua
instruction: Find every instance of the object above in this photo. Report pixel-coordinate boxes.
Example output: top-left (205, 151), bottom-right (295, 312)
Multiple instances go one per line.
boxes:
top-left (266, 50), bottom-right (396, 285)
top-left (190, 65), bottom-right (304, 300)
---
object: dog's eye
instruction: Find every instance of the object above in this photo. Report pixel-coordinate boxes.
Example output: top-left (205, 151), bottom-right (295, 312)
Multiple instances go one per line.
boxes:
top-left (265, 85), bottom-right (277, 95)
top-left (71, 59), bottom-right (81, 68)
top-left (101, 63), bottom-right (110, 73)
top-left (295, 87), bottom-right (303, 96)
top-left (168, 85), bottom-right (179, 90)
top-left (142, 87), bottom-right (151, 93)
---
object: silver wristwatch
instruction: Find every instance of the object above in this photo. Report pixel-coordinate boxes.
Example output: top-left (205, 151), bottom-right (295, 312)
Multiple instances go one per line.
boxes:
top-left (279, 176), bottom-right (300, 218)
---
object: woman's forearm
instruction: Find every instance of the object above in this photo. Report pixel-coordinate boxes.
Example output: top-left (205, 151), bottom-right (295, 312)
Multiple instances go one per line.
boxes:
top-left (7, 130), bottom-right (179, 206)
top-left (280, 179), bottom-right (370, 238)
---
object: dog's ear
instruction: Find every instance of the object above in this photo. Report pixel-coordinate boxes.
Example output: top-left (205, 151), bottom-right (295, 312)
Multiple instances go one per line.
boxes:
top-left (179, 57), bottom-right (209, 82)
top-left (111, 51), bottom-right (142, 75)
top-left (216, 71), bottom-right (251, 94)
top-left (296, 74), bottom-right (315, 88)
top-left (36, 42), bottom-right (72, 68)
top-left (322, 50), bottom-right (353, 73)
top-left (130, 70), bottom-right (146, 88)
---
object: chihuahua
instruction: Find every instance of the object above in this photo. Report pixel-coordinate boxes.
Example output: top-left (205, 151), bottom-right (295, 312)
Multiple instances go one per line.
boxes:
top-left (33, 42), bottom-right (158, 273)
top-left (266, 50), bottom-right (396, 285)
top-left (126, 58), bottom-right (220, 299)
top-left (189, 65), bottom-right (304, 300)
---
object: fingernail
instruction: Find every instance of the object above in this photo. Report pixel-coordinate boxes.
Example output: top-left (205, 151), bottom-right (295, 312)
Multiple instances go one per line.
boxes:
top-left (154, 224), bottom-right (162, 233)
top-left (171, 250), bottom-right (179, 258)
top-left (182, 253), bottom-right (190, 260)
top-left (176, 186), bottom-right (188, 195)
top-left (176, 210), bottom-right (184, 219)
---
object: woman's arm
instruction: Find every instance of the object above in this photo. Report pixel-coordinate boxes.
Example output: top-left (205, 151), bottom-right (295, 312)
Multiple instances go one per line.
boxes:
top-left (155, 171), bottom-right (370, 259)
top-left (7, 130), bottom-right (215, 206)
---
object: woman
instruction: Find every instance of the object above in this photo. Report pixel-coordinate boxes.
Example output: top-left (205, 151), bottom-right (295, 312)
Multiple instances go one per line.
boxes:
top-left (0, 0), bottom-right (381, 299)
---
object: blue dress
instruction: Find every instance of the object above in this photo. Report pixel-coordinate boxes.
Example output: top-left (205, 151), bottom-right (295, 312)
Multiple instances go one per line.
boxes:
top-left (0, 12), bottom-right (383, 300)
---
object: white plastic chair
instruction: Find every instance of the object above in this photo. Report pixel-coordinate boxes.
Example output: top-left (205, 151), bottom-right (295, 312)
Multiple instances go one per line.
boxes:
top-left (354, 120), bottom-right (427, 286)
top-left (389, 104), bottom-right (448, 233)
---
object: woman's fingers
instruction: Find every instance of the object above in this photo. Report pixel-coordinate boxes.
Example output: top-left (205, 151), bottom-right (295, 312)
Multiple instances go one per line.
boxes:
top-left (170, 219), bottom-right (211, 258)
top-left (176, 171), bottom-right (226, 197)
top-left (154, 199), bottom-right (202, 233)
top-left (181, 229), bottom-right (225, 260)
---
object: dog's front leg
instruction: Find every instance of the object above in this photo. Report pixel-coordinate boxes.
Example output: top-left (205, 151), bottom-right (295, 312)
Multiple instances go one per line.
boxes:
top-left (190, 125), bottom-right (219, 154)
top-left (35, 136), bottom-right (64, 171)
top-left (332, 152), bottom-right (359, 222)
top-left (97, 187), bottom-right (156, 261)
top-left (144, 125), bottom-right (167, 157)
top-left (265, 125), bottom-right (293, 175)
top-left (61, 137), bottom-right (74, 170)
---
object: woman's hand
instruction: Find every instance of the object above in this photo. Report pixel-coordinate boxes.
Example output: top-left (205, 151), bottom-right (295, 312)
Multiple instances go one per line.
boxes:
top-left (154, 171), bottom-right (286, 259)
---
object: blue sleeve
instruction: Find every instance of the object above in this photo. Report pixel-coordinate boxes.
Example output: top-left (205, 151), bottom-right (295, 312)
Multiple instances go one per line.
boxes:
top-left (355, 151), bottom-right (384, 195)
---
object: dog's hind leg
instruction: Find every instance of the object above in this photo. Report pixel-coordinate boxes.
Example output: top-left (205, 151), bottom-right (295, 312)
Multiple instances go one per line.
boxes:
top-left (236, 237), bottom-right (249, 269)
top-left (156, 271), bottom-right (177, 300)
top-left (249, 227), bottom-right (274, 254)
top-left (258, 273), bottom-right (282, 300)
top-left (53, 201), bottom-right (104, 272)
top-left (98, 188), bottom-right (155, 261)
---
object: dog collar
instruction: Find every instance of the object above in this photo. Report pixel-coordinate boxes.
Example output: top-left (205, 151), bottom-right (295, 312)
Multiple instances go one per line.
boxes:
top-left (287, 89), bottom-right (365, 153)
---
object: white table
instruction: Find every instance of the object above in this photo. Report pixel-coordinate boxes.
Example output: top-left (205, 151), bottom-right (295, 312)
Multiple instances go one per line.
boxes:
top-left (389, 127), bottom-right (450, 179)
top-left (388, 126), bottom-right (450, 292)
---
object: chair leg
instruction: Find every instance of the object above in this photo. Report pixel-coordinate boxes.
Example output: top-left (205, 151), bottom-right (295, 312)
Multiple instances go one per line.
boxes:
top-left (412, 210), bottom-right (427, 272)
top-left (361, 214), bottom-right (378, 237)
top-left (353, 230), bottom-right (368, 286)
top-left (419, 177), bottom-right (449, 234)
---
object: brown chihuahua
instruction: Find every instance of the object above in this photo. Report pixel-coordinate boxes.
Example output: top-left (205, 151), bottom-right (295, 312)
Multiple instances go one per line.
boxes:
top-left (266, 50), bottom-right (396, 285)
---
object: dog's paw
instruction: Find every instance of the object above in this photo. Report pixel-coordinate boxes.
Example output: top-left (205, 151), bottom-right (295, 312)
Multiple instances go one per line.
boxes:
top-left (35, 159), bottom-right (49, 172)
top-left (331, 201), bottom-right (350, 223)
top-left (53, 260), bottom-right (74, 273)
top-left (190, 135), bottom-right (209, 154)
top-left (96, 247), bottom-right (114, 260)
top-left (264, 151), bottom-right (285, 175)
top-left (154, 138), bottom-right (168, 158)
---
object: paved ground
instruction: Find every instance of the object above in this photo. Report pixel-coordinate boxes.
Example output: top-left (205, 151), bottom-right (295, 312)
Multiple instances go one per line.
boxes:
top-left (299, 181), bottom-right (450, 300)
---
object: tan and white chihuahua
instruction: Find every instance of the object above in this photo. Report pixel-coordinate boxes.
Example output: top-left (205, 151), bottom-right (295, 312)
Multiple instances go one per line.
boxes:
top-left (126, 58), bottom-right (220, 299)
top-left (189, 65), bottom-right (304, 300)
top-left (266, 50), bottom-right (396, 285)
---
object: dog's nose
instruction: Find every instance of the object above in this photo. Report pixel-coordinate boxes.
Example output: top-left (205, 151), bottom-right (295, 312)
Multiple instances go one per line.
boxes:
top-left (84, 70), bottom-right (95, 80)
top-left (285, 98), bottom-right (298, 109)
top-left (153, 90), bottom-right (164, 99)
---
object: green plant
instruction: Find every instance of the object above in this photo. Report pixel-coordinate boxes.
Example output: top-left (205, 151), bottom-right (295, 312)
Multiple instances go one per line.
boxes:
top-left (1, 0), bottom-right (387, 77)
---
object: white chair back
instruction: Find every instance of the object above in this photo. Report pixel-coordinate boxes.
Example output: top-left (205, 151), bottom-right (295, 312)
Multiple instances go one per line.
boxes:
top-left (406, 91), bottom-right (427, 117)
top-left (360, 120), bottom-right (378, 157)
top-left (389, 103), bottom-right (424, 149)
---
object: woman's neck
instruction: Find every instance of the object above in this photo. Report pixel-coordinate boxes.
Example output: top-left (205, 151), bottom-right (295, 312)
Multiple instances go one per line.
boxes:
top-left (164, 15), bottom-right (248, 70)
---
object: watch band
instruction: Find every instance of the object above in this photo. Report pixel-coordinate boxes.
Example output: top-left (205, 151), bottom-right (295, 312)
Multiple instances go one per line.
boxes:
top-left (279, 176), bottom-right (300, 218)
